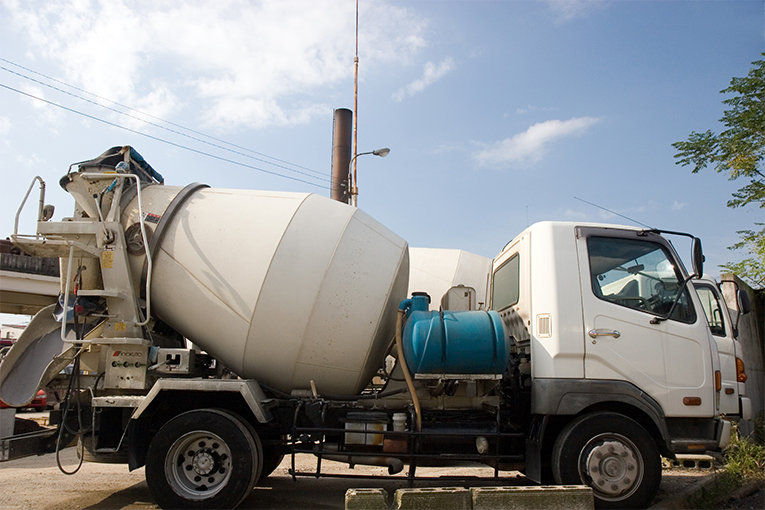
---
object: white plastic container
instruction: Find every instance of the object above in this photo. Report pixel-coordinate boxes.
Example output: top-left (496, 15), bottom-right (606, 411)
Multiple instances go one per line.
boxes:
top-left (392, 412), bottom-right (408, 432)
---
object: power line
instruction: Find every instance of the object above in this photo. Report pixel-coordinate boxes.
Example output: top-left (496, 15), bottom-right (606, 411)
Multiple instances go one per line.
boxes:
top-left (0, 65), bottom-right (328, 184)
top-left (0, 82), bottom-right (329, 190)
top-left (0, 56), bottom-right (327, 179)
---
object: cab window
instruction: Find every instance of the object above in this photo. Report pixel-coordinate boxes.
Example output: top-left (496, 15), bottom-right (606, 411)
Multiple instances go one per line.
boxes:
top-left (492, 253), bottom-right (520, 310)
top-left (587, 236), bottom-right (695, 323)
top-left (695, 285), bottom-right (726, 337)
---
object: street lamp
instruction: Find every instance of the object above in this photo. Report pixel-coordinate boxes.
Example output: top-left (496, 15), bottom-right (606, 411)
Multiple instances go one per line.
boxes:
top-left (348, 147), bottom-right (390, 207)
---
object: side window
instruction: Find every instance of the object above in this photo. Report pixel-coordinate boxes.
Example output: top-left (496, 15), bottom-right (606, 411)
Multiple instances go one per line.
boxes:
top-left (695, 285), bottom-right (726, 337)
top-left (587, 236), bottom-right (695, 323)
top-left (492, 253), bottom-right (520, 311)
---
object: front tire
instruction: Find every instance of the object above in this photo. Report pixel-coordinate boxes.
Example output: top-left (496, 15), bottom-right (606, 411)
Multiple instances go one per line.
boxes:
top-left (552, 412), bottom-right (661, 509)
top-left (146, 409), bottom-right (262, 510)
top-left (259, 445), bottom-right (284, 479)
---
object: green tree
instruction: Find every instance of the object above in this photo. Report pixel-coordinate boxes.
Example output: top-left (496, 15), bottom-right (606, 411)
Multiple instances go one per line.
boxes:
top-left (673, 55), bottom-right (765, 289)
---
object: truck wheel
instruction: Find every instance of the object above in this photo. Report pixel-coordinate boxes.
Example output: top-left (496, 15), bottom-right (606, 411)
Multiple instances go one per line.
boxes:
top-left (552, 412), bottom-right (661, 509)
top-left (146, 409), bottom-right (262, 510)
top-left (259, 445), bottom-right (284, 479)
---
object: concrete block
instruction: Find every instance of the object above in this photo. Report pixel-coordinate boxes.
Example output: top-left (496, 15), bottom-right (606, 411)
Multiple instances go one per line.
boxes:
top-left (662, 454), bottom-right (715, 470)
top-left (393, 487), bottom-right (472, 510)
top-left (472, 485), bottom-right (594, 510)
top-left (0, 408), bottom-right (15, 438)
top-left (345, 488), bottom-right (389, 510)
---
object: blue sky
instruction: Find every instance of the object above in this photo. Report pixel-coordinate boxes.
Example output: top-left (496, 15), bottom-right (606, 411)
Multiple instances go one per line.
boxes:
top-left (1, 0), bottom-right (763, 322)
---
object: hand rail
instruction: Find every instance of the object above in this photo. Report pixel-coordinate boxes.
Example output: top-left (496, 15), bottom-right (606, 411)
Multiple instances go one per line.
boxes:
top-left (14, 176), bottom-right (46, 238)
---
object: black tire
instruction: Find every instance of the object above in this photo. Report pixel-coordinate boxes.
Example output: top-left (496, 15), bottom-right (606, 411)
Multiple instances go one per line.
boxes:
top-left (552, 412), bottom-right (661, 509)
top-left (146, 409), bottom-right (262, 510)
top-left (259, 445), bottom-right (284, 479)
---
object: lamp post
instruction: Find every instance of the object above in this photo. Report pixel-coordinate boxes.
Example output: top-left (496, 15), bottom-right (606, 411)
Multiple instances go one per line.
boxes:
top-left (348, 147), bottom-right (390, 207)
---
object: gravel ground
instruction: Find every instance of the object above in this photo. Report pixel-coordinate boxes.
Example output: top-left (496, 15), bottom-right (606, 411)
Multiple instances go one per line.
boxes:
top-left (0, 441), bottom-right (713, 510)
top-left (0, 414), bottom-right (720, 509)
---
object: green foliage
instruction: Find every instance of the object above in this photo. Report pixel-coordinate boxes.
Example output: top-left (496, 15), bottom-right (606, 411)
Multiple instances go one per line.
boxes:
top-left (673, 55), bottom-right (765, 287)
top-left (724, 423), bottom-right (765, 481)
top-left (719, 224), bottom-right (765, 288)
top-left (687, 423), bottom-right (765, 509)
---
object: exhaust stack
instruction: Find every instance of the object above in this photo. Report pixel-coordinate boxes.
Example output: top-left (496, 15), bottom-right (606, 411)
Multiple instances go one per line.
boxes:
top-left (330, 108), bottom-right (352, 204)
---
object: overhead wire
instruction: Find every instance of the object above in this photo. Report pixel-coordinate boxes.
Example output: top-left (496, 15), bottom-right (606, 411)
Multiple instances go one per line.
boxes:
top-left (0, 83), bottom-right (329, 190)
top-left (0, 57), bottom-right (327, 180)
top-left (1, 65), bottom-right (328, 183)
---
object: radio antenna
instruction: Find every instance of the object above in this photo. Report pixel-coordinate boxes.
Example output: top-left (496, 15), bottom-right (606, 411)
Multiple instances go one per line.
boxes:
top-left (574, 197), bottom-right (654, 229)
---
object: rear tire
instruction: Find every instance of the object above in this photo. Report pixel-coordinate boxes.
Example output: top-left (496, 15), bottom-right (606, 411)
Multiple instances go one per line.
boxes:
top-left (552, 412), bottom-right (661, 509)
top-left (146, 409), bottom-right (262, 509)
top-left (259, 444), bottom-right (284, 479)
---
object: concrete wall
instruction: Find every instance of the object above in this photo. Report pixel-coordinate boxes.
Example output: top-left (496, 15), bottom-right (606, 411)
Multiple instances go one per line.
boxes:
top-left (720, 274), bottom-right (764, 439)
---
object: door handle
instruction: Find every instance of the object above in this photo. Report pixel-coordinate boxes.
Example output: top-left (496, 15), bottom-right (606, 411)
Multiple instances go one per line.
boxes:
top-left (588, 329), bottom-right (621, 339)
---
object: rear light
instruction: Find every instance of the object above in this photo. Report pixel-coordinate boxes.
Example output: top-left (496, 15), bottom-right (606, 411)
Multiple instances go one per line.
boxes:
top-left (736, 357), bottom-right (748, 383)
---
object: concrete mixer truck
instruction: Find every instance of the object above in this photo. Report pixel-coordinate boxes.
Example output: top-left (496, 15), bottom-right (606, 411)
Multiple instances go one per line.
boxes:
top-left (0, 146), bottom-right (752, 509)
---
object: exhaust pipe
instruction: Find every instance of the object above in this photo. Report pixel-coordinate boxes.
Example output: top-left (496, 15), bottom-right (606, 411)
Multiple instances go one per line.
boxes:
top-left (330, 108), bottom-right (352, 204)
top-left (314, 444), bottom-right (405, 475)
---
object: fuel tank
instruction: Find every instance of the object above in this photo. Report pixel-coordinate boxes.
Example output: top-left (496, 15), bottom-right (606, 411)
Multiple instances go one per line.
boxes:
top-left (401, 294), bottom-right (509, 376)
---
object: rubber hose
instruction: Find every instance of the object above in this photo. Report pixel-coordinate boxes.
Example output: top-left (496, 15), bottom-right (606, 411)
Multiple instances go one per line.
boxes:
top-left (395, 309), bottom-right (421, 431)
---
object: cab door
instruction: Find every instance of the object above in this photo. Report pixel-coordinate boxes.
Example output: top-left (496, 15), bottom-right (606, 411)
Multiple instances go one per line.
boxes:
top-left (692, 280), bottom-right (740, 415)
top-left (576, 228), bottom-right (715, 417)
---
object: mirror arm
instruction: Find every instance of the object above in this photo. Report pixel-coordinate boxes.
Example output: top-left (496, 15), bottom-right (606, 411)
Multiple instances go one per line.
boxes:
top-left (650, 275), bottom-right (693, 325)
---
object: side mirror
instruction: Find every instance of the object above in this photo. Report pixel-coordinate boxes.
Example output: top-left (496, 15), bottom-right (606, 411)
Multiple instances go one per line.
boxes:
top-left (691, 237), bottom-right (704, 278)
top-left (737, 289), bottom-right (751, 316)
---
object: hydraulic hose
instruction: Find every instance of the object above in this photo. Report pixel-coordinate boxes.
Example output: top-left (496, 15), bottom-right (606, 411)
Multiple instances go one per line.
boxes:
top-left (395, 309), bottom-right (422, 431)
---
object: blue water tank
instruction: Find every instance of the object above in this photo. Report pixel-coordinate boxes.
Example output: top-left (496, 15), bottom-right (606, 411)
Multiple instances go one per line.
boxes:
top-left (400, 295), bottom-right (509, 376)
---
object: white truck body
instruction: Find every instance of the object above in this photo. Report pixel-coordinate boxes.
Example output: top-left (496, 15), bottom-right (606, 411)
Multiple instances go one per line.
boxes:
top-left (691, 276), bottom-right (751, 419)
top-left (408, 248), bottom-right (491, 310)
top-left (492, 222), bottom-right (717, 417)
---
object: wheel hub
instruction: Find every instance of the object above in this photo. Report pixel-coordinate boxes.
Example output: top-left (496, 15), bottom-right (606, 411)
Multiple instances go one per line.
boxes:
top-left (192, 449), bottom-right (218, 476)
top-left (166, 432), bottom-right (233, 500)
top-left (584, 439), bottom-right (641, 498)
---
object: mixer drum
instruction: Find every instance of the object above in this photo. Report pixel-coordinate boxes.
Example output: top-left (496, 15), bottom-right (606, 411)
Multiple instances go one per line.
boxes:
top-left (130, 187), bottom-right (409, 395)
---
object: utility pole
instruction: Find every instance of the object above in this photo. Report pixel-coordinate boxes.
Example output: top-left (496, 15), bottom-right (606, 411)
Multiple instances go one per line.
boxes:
top-left (352, 0), bottom-right (359, 205)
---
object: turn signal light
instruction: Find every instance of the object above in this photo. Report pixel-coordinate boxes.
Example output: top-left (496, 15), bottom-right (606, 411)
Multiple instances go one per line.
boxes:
top-left (736, 357), bottom-right (748, 383)
top-left (715, 370), bottom-right (722, 392)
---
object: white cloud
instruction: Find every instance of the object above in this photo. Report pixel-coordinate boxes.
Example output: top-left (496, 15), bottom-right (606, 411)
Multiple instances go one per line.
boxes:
top-left (4, 0), bottom-right (427, 130)
top-left (19, 85), bottom-right (64, 125)
top-left (392, 57), bottom-right (455, 102)
top-left (544, 0), bottom-right (608, 23)
top-left (671, 201), bottom-right (687, 211)
top-left (564, 209), bottom-right (588, 220)
top-left (515, 104), bottom-right (555, 115)
top-left (598, 209), bottom-right (617, 221)
top-left (15, 153), bottom-right (45, 167)
top-left (0, 117), bottom-right (10, 135)
top-left (473, 116), bottom-right (601, 166)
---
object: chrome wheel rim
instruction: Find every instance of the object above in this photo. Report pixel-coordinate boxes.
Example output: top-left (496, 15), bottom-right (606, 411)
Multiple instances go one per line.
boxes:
top-left (165, 430), bottom-right (233, 501)
top-left (579, 433), bottom-right (644, 501)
